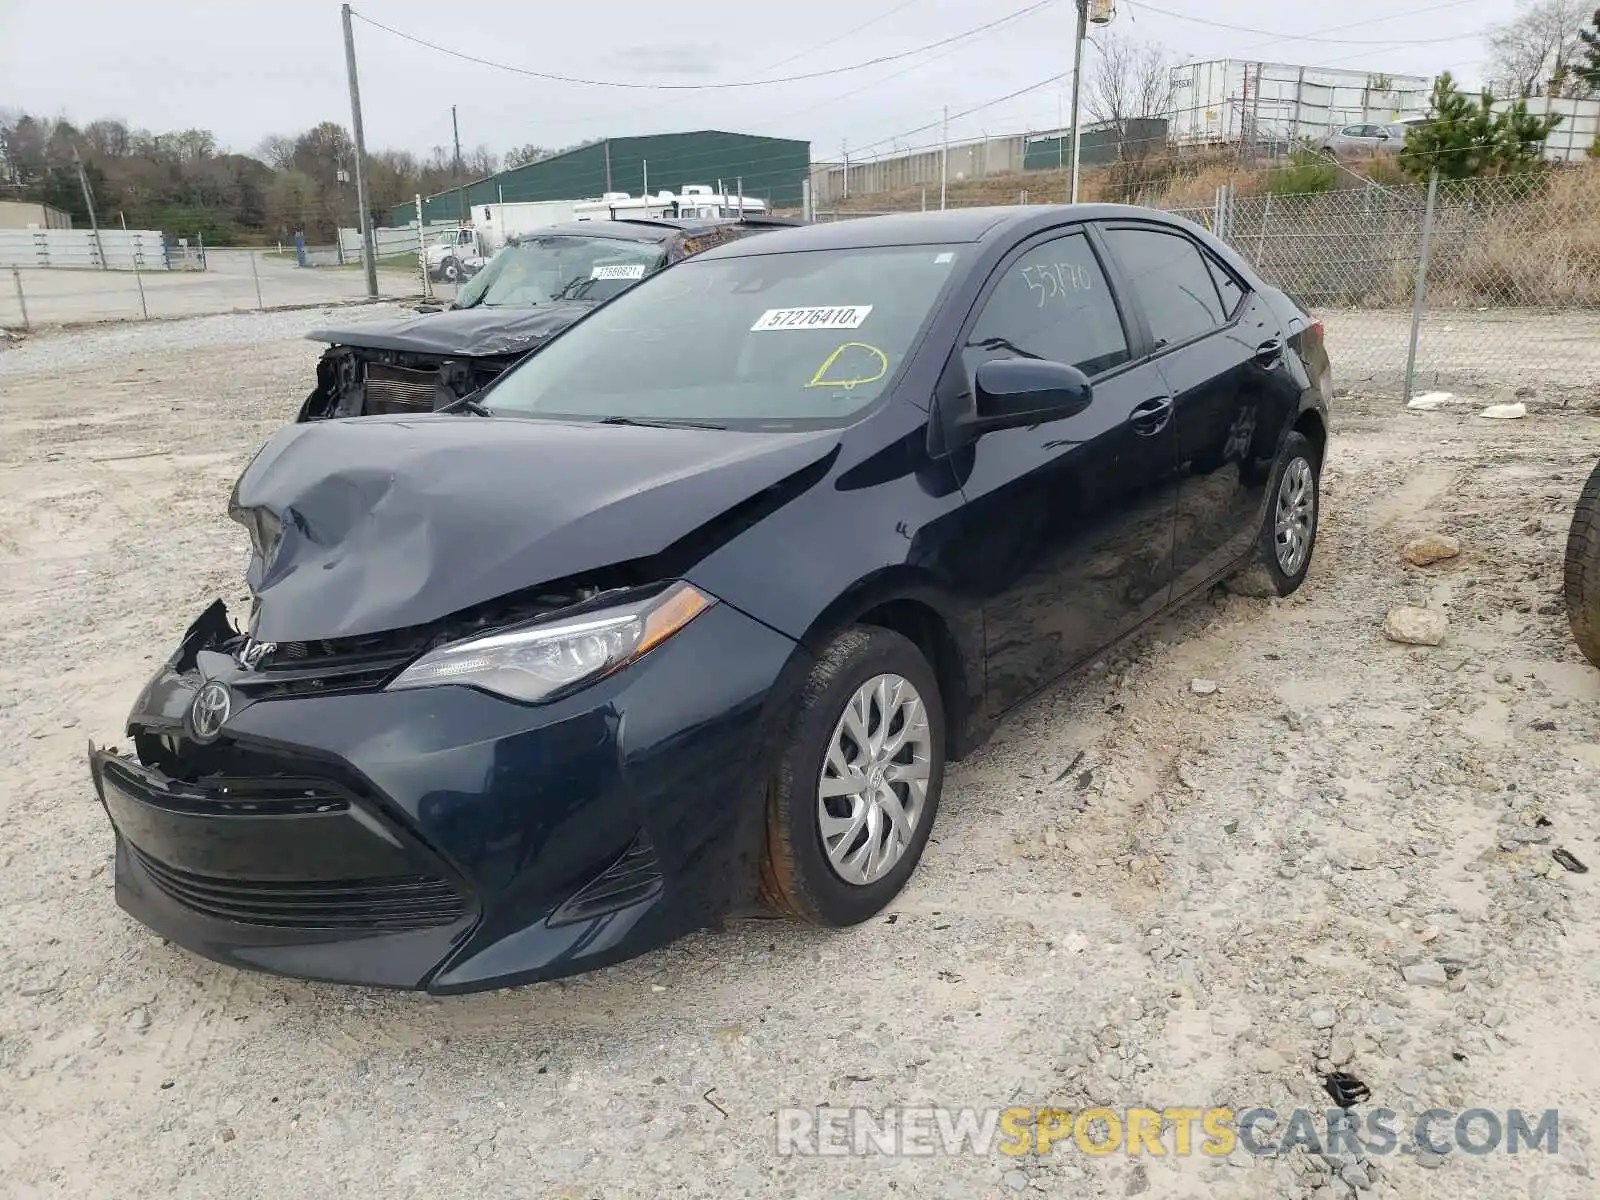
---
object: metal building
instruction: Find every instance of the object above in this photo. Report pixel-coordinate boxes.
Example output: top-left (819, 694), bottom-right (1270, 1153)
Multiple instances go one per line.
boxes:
top-left (1167, 61), bottom-right (1431, 148)
top-left (390, 130), bottom-right (811, 225)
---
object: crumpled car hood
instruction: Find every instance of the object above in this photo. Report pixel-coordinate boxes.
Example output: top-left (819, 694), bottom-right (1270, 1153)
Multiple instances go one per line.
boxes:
top-left (228, 414), bottom-right (839, 642)
top-left (306, 303), bottom-right (596, 358)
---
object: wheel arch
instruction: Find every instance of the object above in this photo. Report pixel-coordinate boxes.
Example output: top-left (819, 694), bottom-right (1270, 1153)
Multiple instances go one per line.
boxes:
top-left (792, 569), bottom-right (985, 762)
top-left (1293, 404), bottom-right (1328, 465)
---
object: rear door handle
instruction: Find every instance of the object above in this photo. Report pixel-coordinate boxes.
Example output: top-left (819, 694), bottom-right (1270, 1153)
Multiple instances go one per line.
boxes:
top-left (1255, 338), bottom-right (1285, 366)
top-left (1129, 396), bottom-right (1173, 436)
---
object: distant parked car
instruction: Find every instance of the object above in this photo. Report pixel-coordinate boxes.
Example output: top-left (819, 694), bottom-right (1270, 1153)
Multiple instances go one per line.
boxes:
top-left (90, 202), bottom-right (1333, 993)
top-left (1317, 118), bottom-right (1428, 158)
top-left (296, 216), bottom-right (801, 422)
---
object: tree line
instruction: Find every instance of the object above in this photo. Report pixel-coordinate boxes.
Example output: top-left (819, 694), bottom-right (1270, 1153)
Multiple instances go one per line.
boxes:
top-left (0, 110), bottom-right (598, 243)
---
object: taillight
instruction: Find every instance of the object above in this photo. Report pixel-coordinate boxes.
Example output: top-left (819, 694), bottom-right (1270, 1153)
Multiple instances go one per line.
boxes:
top-left (1310, 320), bottom-right (1325, 339)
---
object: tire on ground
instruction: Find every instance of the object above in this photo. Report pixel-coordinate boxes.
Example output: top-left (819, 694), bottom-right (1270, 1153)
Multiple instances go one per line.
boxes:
top-left (760, 625), bottom-right (946, 927)
top-left (1226, 429), bottom-right (1322, 599)
top-left (1563, 459), bottom-right (1600, 668)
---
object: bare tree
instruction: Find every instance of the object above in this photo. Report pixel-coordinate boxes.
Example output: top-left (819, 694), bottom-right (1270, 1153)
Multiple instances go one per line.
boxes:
top-left (256, 134), bottom-right (297, 171)
top-left (1487, 0), bottom-right (1596, 98)
top-left (504, 143), bottom-right (552, 169)
top-left (1084, 33), bottom-right (1174, 157)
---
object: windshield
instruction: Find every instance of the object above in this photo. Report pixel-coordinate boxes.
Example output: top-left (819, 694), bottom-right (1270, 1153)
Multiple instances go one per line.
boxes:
top-left (432, 230), bottom-right (463, 247)
top-left (455, 235), bottom-right (668, 309)
top-left (484, 244), bottom-right (963, 429)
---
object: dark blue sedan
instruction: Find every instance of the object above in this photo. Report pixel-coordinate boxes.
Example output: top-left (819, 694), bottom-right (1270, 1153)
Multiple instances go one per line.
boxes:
top-left (88, 204), bottom-right (1332, 993)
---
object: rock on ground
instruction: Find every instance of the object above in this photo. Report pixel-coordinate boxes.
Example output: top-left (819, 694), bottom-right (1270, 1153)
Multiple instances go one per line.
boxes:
top-left (1383, 606), bottom-right (1450, 646)
top-left (1402, 532), bottom-right (1461, 566)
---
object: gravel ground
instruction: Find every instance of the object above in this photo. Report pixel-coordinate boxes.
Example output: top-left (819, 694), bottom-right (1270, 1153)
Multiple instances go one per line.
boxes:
top-left (2, 311), bottom-right (1598, 1200)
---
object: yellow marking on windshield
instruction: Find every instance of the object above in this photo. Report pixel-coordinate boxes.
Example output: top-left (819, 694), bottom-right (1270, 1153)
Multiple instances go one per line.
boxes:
top-left (805, 342), bottom-right (889, 390)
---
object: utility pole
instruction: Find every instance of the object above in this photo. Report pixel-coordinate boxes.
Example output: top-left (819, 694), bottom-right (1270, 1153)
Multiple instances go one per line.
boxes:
top-left (452, 105), bottom-right (465, 224)
top-left (71, 146), bottom-right (107, 269)
top-left (604, 140), bottom-right (613, 192)
top-left (1068, 0), bottom-right (1088, 203)
top-left (939, 110), bottom-right (948, 210)
top-left (341, 3), bottom-right (378, 299)
top-left (842, 140), bottom-right (849, 200)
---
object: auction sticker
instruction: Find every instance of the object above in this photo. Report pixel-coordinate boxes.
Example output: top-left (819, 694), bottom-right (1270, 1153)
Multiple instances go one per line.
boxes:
top-left (751, 305), bottom-right (873, 332)
top-left (591, 263), bottom-right (647, 280)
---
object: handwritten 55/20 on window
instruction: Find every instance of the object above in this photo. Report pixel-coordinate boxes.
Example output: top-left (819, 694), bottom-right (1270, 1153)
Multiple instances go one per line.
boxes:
top-left (1022, 262), bottom-right (1093, 307)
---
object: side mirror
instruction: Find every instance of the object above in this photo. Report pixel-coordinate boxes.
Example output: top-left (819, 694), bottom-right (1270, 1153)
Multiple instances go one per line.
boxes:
top-left (958, 359), bottom-right (1093, 443)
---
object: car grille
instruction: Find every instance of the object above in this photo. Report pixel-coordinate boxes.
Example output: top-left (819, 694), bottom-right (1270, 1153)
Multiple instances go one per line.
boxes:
top-left (102, 755), bottom-right (348, 816)
top-left (232, 640), bottom-right (420, 700)
top-left (548, 832), bottom-right (663, 926)
top-left (363, 362), bottom-right (437, 414)
top-left (244, 584), bottom-right (617, 698)
top-left (130, 844), bottom-right (468, 931)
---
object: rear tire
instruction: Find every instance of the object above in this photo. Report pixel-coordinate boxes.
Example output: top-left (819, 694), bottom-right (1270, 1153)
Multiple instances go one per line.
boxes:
top-left (760, 626), bottom-right (946, 927)
top-left (1228, 430), bottom-right (1321, 598)
top-left (1564, 459), bottom-right (1600, 668)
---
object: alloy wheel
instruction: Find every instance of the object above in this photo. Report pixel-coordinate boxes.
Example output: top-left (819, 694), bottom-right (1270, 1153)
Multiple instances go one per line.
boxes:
top-left (1274, 455), bottom-right (1316, 576)
top-left (816, 673), bottom-right (933, 886)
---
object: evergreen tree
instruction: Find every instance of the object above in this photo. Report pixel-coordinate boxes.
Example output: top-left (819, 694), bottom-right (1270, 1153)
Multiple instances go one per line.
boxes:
top-left (1400, 72), bottom-right (1563, 180)
top-left (1578, 7), bottom-right (1600, 90)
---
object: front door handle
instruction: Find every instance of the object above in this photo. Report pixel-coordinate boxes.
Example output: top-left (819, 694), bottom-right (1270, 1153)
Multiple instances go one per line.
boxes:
top-left (1129, 396), bottom-right (1173, 436)
top-left (1255, 338), bottom-right (1285, 366)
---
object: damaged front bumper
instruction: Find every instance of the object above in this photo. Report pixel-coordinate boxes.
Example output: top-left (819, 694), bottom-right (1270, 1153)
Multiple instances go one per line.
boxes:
top-left (89, 597), bottom-right (802, 992)
top-left (297, 346), bottom-right (523, 422)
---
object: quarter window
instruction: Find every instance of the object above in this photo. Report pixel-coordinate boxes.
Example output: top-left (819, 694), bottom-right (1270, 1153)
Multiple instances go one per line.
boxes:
top-left (962, 232), bottom-right (1130, 383)
top-left (1101, 226), bottom-right (1225, 350)
top-left (1206, 255), bottom-right (1245, 317)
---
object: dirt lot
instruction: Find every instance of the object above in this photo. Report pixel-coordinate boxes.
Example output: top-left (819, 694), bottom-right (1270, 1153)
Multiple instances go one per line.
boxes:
top-left (1, 310), bottom-right (1598, 1200)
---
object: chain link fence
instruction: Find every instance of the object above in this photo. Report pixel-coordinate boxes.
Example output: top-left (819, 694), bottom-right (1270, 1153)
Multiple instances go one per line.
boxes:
top-left (0, 247), bottom-right (426, 329)
top-left (825, 168), bottom-right (1600, 402)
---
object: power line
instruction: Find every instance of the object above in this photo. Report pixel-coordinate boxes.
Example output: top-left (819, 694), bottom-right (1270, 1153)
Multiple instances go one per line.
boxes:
top-left (758, 0), bottom-right (926, 73)
top-left (349, 1), bottom-right (1057, 91)
top-left (852, 69), bottom-right (1077, 155)
top-left (760, 5), bottom-right (1048, 129)
top-left (1229, 0), bottom-right (1490, 58)
top-left (1121, 0), bottom-right (1486, 45)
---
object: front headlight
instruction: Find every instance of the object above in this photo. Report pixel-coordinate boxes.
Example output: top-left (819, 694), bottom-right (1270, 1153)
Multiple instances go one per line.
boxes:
top-left (387, 582), bottom-right (714, 703)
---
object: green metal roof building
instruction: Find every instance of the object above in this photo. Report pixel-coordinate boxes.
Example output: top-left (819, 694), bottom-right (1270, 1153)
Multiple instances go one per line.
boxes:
top-left (389, 130), bottom-right (811, 225)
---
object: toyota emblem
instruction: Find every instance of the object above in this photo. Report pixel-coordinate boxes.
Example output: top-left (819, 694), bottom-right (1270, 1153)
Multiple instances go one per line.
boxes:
top-left (188, 681), bottom-right (232, 743)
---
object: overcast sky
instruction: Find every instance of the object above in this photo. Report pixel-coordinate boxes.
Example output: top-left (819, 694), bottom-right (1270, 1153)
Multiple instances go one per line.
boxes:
top-left (2, 0), bottom-right (1511, 164)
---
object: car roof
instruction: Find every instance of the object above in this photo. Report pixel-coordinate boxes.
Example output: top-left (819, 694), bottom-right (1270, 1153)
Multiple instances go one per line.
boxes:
top-left (504, 215), bottom-right (801, 247)
top-left (507, 219), bottom-right (683, 245)
top-left (689, 203), bottom-right (1204, 260)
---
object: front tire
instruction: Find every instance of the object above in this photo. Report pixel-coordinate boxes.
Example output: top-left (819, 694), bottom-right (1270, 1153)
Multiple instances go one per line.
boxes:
top-left (1564, 459), bottom-right (1600, 668)
top-left (760, 626), bottom-right (946, 926)
top-left (439, 255), bottom-right (461, 283)
top-left (1229, 430), bottom-right (1321, 598)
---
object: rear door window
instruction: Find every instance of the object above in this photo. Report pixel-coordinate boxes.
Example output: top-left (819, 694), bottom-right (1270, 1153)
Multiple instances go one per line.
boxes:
top-left (1100, 226), bottom-right (1225, 351)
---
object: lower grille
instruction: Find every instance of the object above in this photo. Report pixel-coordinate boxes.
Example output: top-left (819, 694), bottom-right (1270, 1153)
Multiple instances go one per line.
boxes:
top-left (130, 845), bottom-right (468, 931)
top-left (549, 832), bottom-right (663, 926)
top-left (106, 754), bottom-right (348, 816)
top-left (363, 363), bottom-right (437, 414)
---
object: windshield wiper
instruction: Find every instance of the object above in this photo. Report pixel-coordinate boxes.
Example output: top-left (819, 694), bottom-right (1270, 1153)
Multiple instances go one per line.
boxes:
top-left (598, 415), bottom-right (726, 430)
top-left (436, 391), bottom-right (493, 417)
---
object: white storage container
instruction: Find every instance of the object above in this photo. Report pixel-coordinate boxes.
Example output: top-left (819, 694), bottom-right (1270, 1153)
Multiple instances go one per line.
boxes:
top-left (1168, 60), bottom-right (1431, 147)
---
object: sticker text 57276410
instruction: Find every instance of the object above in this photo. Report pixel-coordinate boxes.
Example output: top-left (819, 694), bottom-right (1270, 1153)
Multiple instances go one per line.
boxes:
top-left (751, 305), bottom-right (873, 332)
